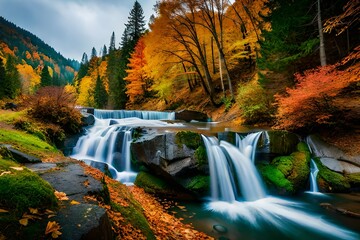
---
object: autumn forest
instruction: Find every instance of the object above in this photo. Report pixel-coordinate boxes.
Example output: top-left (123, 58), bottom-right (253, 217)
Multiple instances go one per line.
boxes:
top-left (0, 0), bottom-right (359, 132)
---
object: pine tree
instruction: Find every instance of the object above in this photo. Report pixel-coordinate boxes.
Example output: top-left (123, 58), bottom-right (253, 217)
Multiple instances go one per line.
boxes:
top-left (0, 58), bottom-right (6, 99)
top-left (40, 65), bottom-right (52, 87)
top-left (94, 75), bottom-right (108, 109)
top-left (91, 47), bottom-right (97, 59)
top-left (109, 32), bottom-right (116, 52)
top-left (102, 45), bottom-right (108, 58)
top-left (4, 55), bottom-right (21, 99)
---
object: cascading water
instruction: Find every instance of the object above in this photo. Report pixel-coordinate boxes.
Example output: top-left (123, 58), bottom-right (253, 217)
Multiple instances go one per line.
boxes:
top-left (235, 132), bottom-right (263, 162)
top-left (71, 118), bottom-right (137, 184)
top-left (309, 159), bottom-right (320, 193)
top-left (94, 109), bottom-right (175, 120)
top-left (202, 132), bottom-right (358, 240)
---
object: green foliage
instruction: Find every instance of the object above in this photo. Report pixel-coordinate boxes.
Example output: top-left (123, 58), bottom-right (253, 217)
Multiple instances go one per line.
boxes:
top-left (0, 55), bottom-right (21, 99)
top-left (222, 97), bottom-right (233, 112)
top-left (0, 109), bottom-right (25, 123)
top-left (28, 86), bottom-right (82, 135)
top-left (185, 175), bottom-right (210, 194)
top-left (0, 159), bottom-right (58, 213)
top-left (346, 173), bottom-right (360, 189)
top-left (194, 145), bottom-right (207, 166)
top-left (40, 66), bottom-right (52, 87)
top-left (175, 131), bottom-right (201, 150)
top-left (258, 0), bottom-right (317, 71)
top-left (94, 75), bottom-right (108, 109)
top-left (236, 81), bottom-right (273, 124)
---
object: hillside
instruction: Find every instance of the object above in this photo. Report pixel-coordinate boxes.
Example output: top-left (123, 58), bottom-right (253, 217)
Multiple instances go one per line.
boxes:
top-left (0, 16), bottom-right (78, 90)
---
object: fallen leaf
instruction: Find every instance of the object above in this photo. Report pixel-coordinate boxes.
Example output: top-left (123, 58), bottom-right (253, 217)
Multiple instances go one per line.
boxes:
top-left (19, 218), bottom-right (28, 226)
top-left (0, 209), bottom-right (9, 213)
top-left (51, 230), bottom-right (62, 239)
top-left (83, 179), bottom-right (90, 187)
top-left (70, 200), bottom-right (80, 205)
top-left (45, 221), bottom-right (61, 235)
top-left (29, 208), bottom-right (38, 214)
top-left (54, 191), bottom-right (69, 201)
top-left (10, 166), bottom-right (24, 171)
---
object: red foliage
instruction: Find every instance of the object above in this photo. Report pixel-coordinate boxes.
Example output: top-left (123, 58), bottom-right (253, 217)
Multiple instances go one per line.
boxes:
top-left (275, 60), bottom-right (360, 130)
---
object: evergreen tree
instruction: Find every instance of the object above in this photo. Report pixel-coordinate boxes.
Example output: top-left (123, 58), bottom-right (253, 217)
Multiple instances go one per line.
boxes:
top-left (0, 58), bottom-right (6, 99)
top-left (40, 65), bottom-right (52, 87)
top-left (102, 45), bottom-right (108, 58)
top-left (94, 75), bottom-right (108, 109)
top-left (77, 52), bottom-right (89, 80)
top-left (109, 32), bottom-right (116, 52)
top-left (4, 55), bottom-right (21, 99)
top-left (91, 47), bottom-right (97, 59)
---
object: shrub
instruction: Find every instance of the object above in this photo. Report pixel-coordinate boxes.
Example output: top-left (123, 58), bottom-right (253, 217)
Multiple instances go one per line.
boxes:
top-left (237, 81), bottom-right (273, 124)
top-left (27, 86), bottom-right (82, 135)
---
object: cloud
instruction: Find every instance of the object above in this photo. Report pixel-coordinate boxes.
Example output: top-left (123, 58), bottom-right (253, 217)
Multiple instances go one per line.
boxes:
top-left (0, 0), bottom-right (157, 60)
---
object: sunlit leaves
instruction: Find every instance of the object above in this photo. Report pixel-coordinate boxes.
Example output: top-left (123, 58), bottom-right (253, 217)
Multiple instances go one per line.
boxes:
top-left (45, 221), bottom-right (62, 238)
top-left (54, 191), bottom-right (69, 201)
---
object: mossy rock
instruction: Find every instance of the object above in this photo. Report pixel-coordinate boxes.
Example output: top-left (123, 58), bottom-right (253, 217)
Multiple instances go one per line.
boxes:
top-left (314, 158), bottom-right (350, 192)
top-left (185, 175), bottom-right (210, 194)
top-left (266, 130), bottom-right (300, 155)
top-left (135, 171), bottom-right (174, 195)
top-left (175, 131), bottom-right (201, 149)
top-left (257, 142), bottom-right (310, 195)
top-left (346, 173), bottom-right (360, 189)
top-left (194, 145), bottom-right (208, 166)
top-left (0, 159), bottom-right (58, 213)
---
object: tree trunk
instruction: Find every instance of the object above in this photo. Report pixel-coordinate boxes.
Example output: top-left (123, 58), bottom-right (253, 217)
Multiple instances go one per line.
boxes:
top-left (318, 0), bottom-right (327, 66)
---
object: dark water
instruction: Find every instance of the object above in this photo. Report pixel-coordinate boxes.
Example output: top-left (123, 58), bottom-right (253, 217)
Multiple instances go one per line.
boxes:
top-left (169, 193), bottom-right (360, 240)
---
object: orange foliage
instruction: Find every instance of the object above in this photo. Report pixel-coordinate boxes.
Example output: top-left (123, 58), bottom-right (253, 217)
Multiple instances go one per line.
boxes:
top-left (25, 51), bottom-right (32, 60)
top-left (125, 38), bottom-right (148, 102)
top-left (32, 51), bottom-right (40, 61)
top-left (275, 59), bottom-right (360, 130)
top-left (0, 42), bottom-right (15, 56)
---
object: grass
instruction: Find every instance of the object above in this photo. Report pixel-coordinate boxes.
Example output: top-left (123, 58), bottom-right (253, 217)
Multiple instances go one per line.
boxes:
top-left (0, 128), bottom-right (58, 158)
top-left (0, 110), bottom-right (26, 123)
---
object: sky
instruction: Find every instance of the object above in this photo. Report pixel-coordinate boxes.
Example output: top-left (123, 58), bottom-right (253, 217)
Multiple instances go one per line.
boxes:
top-left (0, 0), bottom-right (158, 61)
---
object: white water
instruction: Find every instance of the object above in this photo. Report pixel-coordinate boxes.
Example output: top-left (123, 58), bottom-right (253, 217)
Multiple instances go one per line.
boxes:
top-left (309, 159), bottom-right (320, 192)
top-left (94, 109), bottom-right (175, 120)
top-left (202, 133), bottom-right (358, 240)
top-left (235, 132), bottom-right (263, 162)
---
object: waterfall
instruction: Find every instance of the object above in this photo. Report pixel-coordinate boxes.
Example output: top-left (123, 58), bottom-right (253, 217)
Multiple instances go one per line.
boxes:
top-left (71, 119), bottom-right (137, 184)
top-left (202, 133), bottom-right (266, 202)
top-left (201, 132), bottom-right (358, 240)
top-left (94, 109), bottom-right (175, 120)
top-left (309, 159), bottom-right (320, 193)
top-left (235, 132), bottom-right (263, 162)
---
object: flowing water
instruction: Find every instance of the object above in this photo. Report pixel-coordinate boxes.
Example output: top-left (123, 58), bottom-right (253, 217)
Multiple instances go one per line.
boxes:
top-left (201, 133), bottom-right (359, 240)
top-left (70, 110), bottom-right (359, 239)
top-left (309, 159), bottom-right (320, 193)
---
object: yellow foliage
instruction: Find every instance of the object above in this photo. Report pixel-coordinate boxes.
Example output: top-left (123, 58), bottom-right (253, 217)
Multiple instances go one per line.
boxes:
top-left (17, 63), bottom-right (41, 94)
top-left (77, 76), bottom-right (95, 107)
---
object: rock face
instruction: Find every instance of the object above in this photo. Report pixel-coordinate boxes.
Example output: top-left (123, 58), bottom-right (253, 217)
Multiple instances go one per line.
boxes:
top-left (175, 110), bottom-right (209, 122)
top-left (131, 130), bottom-right (209, 195)
top-left (27, 162), bottom-right (113, 240)
top-left (307, 135), bottom-right (360, 173)
top-left (1, 144), bottom-right (41, 163)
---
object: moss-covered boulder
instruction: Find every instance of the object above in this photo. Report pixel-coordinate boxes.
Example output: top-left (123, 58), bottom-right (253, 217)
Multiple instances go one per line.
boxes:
top-left (258, 142), bottom-right (311, 195)
top-left (265, 130), bottom-right (300, 155)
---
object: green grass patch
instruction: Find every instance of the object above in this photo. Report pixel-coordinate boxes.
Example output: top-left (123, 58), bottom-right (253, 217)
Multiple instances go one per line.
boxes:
top-left (0, 110), bottom-right (26, 123)
top-left (0, 159), bottom-right (58, 213)
top-left (0, 128), bottom-right (58, 158)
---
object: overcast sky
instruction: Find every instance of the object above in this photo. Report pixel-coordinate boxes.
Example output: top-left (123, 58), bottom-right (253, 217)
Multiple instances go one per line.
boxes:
top-left (0, 0), bottom-right (158, 61)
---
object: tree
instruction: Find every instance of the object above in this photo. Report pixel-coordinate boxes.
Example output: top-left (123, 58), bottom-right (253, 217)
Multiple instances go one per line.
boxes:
top-left (0, 58), bottom-right (6, 98)
top-left (4, 55), bottom-right (21, 98)
top-left (102, 45), bottom-right (108, 59)
top-left (94, 75), bottom-right (108, 109)
top-left (40, 65), bottom-right (52, 87)
top-left (125, 38), bottom-right (150, 102)
top-left (317, 0), bottom-right (326, 66)
top-left (124, 0), bottom-right (146, 52)
top-left (109, 32), bottom-right (116, 52)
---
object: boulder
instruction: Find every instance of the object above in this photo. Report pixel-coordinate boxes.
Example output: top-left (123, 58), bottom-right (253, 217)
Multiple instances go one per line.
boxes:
top-left (81, 113), bottom-right (95, 126)
top-left (320, 157), bottom-right (360, 174)
top-left (175, 110), bottom-right (209, 122)
top-left (1, 144), bottom-right (41, 163)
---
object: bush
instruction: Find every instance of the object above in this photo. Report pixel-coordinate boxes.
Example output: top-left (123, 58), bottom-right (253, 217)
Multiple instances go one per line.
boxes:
top-left (27, 86), bottom-right (82, 135)
top-left (236, 81), bottom-right (273, 124)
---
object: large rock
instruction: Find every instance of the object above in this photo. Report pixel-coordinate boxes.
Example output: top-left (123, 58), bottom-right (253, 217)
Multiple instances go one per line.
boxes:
top-left (307, 135), bottom-right (360, 173)
top-left (1, 144), bottom-right (41, 163)
top-left (175, 110), bottom-right (209, 122)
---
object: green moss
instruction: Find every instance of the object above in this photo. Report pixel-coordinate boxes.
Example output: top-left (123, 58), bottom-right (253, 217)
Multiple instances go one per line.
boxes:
top-left (0, 159), bottom-right (58, 213)
top-left (186, 175), bottom-right (210, 193)
top-left (135, 171), bottom-right (172, 194)
top-left (110, 201), bottom-right (155, 239)
top-left (258, 163), bottom-right (294, 193)
top-left (346, 173), bottom-right (360, 188)
top-left (175, 131), bottom-right (201, 149)
top-left (296, 142), bottom-right (310, 152)
top-left (0, 128), bottom-right (58, 158)
top-left (272, 156), bottom-right (293, 176)
top-left (194, 145), bottom-right (208, 166)
top-left (314, 158), bottom-right (350, 192)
